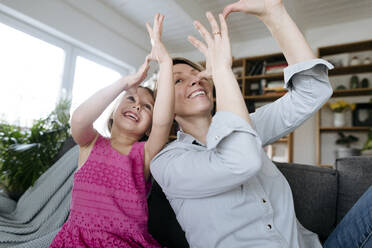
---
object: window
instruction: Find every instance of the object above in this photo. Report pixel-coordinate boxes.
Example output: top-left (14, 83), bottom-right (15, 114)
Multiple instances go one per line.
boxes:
top-left (0, 22), bottom-right (65, 127)
top-left (71, 55), bottom-right (122, 136)
top-left (0, 12), bottom-right (132, 131)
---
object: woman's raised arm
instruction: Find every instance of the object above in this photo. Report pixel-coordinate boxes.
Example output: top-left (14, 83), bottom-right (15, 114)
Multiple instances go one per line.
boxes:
top-left (223, 0), bottom-right (316, 64)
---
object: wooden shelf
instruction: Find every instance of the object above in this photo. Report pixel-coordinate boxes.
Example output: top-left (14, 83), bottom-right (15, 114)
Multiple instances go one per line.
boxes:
top-left (332, 88), bottom-right (372, 97)
top-left (319, 40), bottom-right (372, 56)
top-left (243, 86), bottom-right (372, 102)
top-left (244, 92), bottom-right (286, 102)
top-left (242, 64), bottom-right (372, 81)
top-left (245, 73), bottom-right (283, 81)
top-left (320, 126), bottom-right (371, 132)
top-left (277, 137), bottom-right (288, 142)
top-left (329, 64), bottom-right (372, 76)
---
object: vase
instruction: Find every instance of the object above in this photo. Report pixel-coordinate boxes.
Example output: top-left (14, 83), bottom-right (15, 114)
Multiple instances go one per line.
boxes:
top-left (349, 75), bottom-right (359, 89)
top-left (334, 112), bottom-right (346, 127)
top-left (335, 147), bottom-right (361, 159)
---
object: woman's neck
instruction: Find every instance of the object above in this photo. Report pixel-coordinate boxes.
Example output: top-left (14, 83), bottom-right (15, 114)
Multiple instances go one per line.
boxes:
top-left (176, 114), bottom-right (212, 145)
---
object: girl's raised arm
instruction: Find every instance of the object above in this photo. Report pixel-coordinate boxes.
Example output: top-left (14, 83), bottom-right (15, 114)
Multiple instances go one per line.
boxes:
top-left (70, 58), bottom-right (151, 147)
top-left (144, 14), bottom-right (174, 168)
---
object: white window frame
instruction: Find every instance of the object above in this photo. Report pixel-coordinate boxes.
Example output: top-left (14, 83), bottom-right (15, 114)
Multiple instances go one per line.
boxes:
top-left (0, 9), bottom-right (134, 112)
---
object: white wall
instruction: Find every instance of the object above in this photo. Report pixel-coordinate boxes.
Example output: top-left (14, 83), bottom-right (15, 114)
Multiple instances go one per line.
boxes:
top-left (0, 0), bottom-right (150, 68)
top-left (176, 17), bottom-right (372, 166)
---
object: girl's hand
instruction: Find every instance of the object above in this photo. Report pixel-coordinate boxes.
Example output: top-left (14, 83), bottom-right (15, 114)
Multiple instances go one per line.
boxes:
top-left (124, 56), bottom-right (151, 95)
top-left (189, 12), bottom-right (232, 75)
top-left (222, 0), bottom-right (283, 20)
top-left (146, 13), bottom-right (171, 65)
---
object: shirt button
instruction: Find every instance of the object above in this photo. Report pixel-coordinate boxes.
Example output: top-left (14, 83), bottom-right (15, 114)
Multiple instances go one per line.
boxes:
top-left (262, 198), bottom-right (267, 203)
top-left (267, 224), bottom-right (272, 230)
top-left (215, 135), bottom-right (220, 140)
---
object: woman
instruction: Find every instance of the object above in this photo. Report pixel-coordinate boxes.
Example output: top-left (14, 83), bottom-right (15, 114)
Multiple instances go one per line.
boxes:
top-left (150, 0), bottom-right (372, 247)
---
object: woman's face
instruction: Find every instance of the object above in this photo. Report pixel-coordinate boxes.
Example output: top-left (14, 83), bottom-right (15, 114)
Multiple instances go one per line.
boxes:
top-left (173, 63), bottom-right (213, 118)
top-left (112, 87), bottom-right (154, 136)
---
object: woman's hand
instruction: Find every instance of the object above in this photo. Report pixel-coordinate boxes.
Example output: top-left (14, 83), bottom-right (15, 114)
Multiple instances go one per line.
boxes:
top-left (187, 35), bottom-right (212, 80)
top-left (146, 13), bottom-right (171, 65)
top-left (222, 0), bottom-right (283, 20)
top-left (188, 12), bottom-right (232, 76)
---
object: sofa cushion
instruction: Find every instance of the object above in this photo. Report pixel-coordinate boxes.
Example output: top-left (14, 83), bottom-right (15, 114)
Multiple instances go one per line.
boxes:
top-left (276, 162), bottom-right (338, 241)
top-left (336, 156), bottom-right (372, 223)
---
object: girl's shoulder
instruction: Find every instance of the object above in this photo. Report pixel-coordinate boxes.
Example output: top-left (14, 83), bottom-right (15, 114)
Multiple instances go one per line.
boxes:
top-left (77, 134), bottom-right (103, 169)
top-left (131, 141), bottom-right (146, 160)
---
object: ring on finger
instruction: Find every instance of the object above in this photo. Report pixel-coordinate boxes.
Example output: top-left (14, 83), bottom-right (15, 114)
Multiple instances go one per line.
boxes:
top-left (213, 31), bottom-right (221, 36)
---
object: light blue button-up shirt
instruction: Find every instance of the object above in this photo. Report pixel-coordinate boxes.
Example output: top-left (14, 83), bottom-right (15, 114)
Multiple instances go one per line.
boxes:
top-left (151, 59), bottom-right (334, 248)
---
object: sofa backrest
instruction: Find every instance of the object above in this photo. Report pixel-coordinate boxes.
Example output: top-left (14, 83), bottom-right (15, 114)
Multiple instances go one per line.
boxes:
top-left (275, 162), bottom-right (338, 241)
top-left (335, 156), bottom-right (372, 223)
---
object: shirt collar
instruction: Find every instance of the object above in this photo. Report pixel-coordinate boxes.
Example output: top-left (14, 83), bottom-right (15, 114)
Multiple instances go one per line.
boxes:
top-left (177, 130), bottom-right (205, 147)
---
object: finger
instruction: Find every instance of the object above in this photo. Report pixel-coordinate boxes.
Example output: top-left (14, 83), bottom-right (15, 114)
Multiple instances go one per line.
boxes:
top-left (139, 56), bottom-right (150, 73)
top-left (146, 22), bottom-right (154, 40)
top-left (193, 20), bottom-right (213, 45)
top-left (154, 14), bottom-right (164, 41)
top-left (206, 12), bottom-right (220, 38)
top-left (153, 13), bottom-right (160, 41)
top-left (222, 2), bottom-right (242, 19)
top-left (219, 13), bottom-right (229, 39)
top-left (158, 14), bottom-right (164, 39)
top-left (188, 35), bottom-right (207, 55)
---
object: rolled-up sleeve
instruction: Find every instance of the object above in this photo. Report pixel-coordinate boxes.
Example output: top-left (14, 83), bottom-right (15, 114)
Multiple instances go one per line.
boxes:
top-left (150, 112), bottom-right (263, 198)
top-left (250, 59), bottom-right (334, 147)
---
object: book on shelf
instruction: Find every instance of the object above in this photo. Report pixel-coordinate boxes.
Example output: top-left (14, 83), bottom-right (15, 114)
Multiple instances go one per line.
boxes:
top-left (264, 61), bottom-right (288, 74)
top-left (247, 61), bottom-right (265, 76)
top-left (246, 60), bottom-right (287, 76)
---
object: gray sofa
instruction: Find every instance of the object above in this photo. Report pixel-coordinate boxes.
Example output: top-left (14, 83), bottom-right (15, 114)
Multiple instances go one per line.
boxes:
top-left (276, 158), bottom-right (372, 241)
top-left (57, 139), bottom-right (372, 246)
top-left (2, 137), bottom-right (371, 248)
top-left (148, 157), bottom-right (372, 247)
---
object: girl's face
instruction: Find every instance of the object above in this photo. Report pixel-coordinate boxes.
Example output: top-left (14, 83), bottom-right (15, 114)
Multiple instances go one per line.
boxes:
top-left (173, 63), bottom-right (213, 118)
top-left (112, 87), bottom-right (154, 137)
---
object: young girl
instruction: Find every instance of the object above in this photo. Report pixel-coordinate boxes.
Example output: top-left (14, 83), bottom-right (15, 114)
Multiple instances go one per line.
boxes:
top-left (50, 13), bottom-right (173, 248)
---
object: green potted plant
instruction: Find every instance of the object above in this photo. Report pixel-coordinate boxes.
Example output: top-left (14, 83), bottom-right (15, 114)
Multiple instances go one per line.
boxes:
top-left (335, 132), bottom-right (360, 159)
top-left (361, 128), bottom-right (372, 155)
top-left (0, 97), bottom-right (71, 200)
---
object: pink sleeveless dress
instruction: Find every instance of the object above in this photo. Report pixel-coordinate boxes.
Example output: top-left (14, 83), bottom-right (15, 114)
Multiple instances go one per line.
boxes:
top-left (50, 135), bottom-right (161, 248)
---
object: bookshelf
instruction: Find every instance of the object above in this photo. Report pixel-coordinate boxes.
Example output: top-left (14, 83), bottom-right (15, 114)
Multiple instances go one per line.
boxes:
top-left (316, 40), bottom-right (372, 166)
